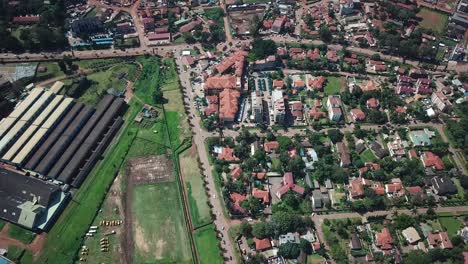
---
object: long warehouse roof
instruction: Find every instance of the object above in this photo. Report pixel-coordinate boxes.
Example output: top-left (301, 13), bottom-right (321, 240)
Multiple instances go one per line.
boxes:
top-left (50, 81), bottom-right (64, 94)
top-left (25, 103), bottom-right (84, 170)
top-left (57, 98), bottom-right (124, 182)
top-left (0, 121), bottom-right (27, 154)
top-left (0, 88), bottom-right (44, 139)
top-left (20, 91), bottom-right (54, 122)
top-left (11, 99), bottom-right (74, 165)
top-left (3, 96), bottom-right (66, 161)
top-left (31, 96), bottom-right (64, 126)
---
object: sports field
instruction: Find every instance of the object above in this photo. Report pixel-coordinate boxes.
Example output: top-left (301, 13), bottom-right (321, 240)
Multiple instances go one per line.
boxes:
top-left (181, 147), bottom-right (212, 228)
top-left (132, 183), bottom-right (192, 264)
top-left (194, 224), bottom-right (223, 264)
top-left (417, 8), bottom-right (448, 35)
top-left (360, 149), bottom-right (377, 162)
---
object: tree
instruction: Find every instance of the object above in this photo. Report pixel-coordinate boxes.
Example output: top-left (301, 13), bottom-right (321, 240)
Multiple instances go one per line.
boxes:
top-left (327, 129), bottom-right (343, 143)
top-left (153, 89), bottom-right (164, 104)
top-left (299, 238), bottom-right (312, 254)
top-left (393, 214), bottom-right (416, 230)
top-left (278, 242), bottom-right (300, 259)
top-left (249, 39), bottom-right (277, 60)
top-left (403, 250), bottom-right (432, 264)
top-left (319, 25), bottom-right (332, 43)
top-left (239, 221), bottom-right (252, 237)
top-left (460, 177), bottom-right (468, 190)
top-left (252, 222), bottom-right (269, 238)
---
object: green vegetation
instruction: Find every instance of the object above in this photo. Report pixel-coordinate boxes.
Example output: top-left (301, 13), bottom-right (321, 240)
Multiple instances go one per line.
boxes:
top-left (308, 254), bottom-right (326, 264)
top-left (0, 219), bottom-right (5, 231)
top-left (417, 8), bottom-right (448, 35)
top-left (324, 76), bottom-right (342, 95)
top-left (7, 245), bottom-right (25, 262)
top-left (8, 224), bottom-right (35, 244)
top-left (133, 183), bottom-right (192, 264)
top-left (439, 216), bottom-right (462, 237)
top-left (134, 57), bottom-right (161, 104)
top-left (194, 224), bottom-right (223, 264)
top-left (181, 149), bottom-right (212, 228)
top-left (35, 62), bottom-right (65, 80)
top-left (360, 149), bottom-right (376, 162)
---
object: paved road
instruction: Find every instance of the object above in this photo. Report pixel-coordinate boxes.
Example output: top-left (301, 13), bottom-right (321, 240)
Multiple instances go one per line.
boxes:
top-left (174, 55), bottom-right (239, 263)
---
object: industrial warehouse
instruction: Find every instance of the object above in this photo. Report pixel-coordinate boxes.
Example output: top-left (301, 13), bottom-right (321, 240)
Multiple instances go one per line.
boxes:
top-left (0, 84), bottom-right (126, 229)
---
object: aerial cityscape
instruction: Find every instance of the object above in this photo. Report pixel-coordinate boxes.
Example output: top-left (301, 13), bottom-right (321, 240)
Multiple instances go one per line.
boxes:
top-left (0, 0), bottom-right (467, 263)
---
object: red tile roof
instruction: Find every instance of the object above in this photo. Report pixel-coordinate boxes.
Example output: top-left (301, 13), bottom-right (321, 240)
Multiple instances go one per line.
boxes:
top-left (252, 188), bottom-right (270, 204)
top-left (231, 166), bottom-right (242, 179)
top-left (277, 172), bottom-right (305, 198)
top-left (308, 76), bottom-right (326, 90)
top-left (179, 20), bottom-right (201, 33)
top-left (219, 89), bottom-right (240, 122)
top-left (230, 192), bottom-right (247, 214)
top-left (273, 79), bottom-right (284, 88)
top-left (350, 109), bottom-right (366, 121)
top-left (215, 50), bottom-right (248, 76)
top-left (349, 178), bottom-right (364, 198)
top-left (376, 228), bottom-right (394, 250)
top-left (204, 75), bottom-right (238, 91)
top-left (293, 79), bottom-right (305, 88)
top-left (366, 98), bottom-right (380, 109)
top-left (254, 238), bottom-right (272, 251)
top-left (264, 141), bottom-right (279, 152)
top-left (421, 152), bottom-right (444, 170)
top-left (427, 232), bottom-right (453, 249)
top-left (309, 108), bottom-right (326, 120)
top-left (362, 80), bottom-right (379, 92)
top-left (407, 186), bottom-right (423, 195)
top-left (217, 147), bottom-right (239, 161)
top-left (147, 32), bottom-right (170, 40)
top-left (13, 15), bottom-right (40, 23)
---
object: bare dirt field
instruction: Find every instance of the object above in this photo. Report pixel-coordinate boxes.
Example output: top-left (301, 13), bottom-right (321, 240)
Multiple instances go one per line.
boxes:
top-left (228, 6), bottom-right (266, 35)
top-left (127, 155), bottom-right (174, 184)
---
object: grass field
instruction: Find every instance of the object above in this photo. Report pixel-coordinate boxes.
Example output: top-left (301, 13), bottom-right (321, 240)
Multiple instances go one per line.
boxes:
top-left (132, 183), bottom-right (192, 264)
top-left (439, 216), bottom-right (462, 237)
top-left (134, 56), bottom-right (161, 105)
top-left (308, 254), bottom-right (326, 264)
top-left (0, 219), bottom-right (5, 231)
top-left (324, 76), bottom-right (342, 95)
top-left (7, 245), bottom-right (25, 262)
top-left (35, 62), bottom-right (65, 80)
top-left (360, 149), bottom-right (377, 162)
top-left (417, 8), bottom-right (448, 35)
top-left (181, 149), bottom-right (212, 228)
top-left (194, 224), bottom-right (223, 264)
top-left (8, 224), bottom-right (35, 244)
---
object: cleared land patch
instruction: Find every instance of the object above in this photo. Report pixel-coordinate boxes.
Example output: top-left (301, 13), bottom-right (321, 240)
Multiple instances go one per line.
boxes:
top-left (127, 155), bottom-right (174, 184)
top-left (417, 8), bottom-right (448, 35)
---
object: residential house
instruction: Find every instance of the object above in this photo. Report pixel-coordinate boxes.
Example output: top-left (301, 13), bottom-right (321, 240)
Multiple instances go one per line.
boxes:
top-left (375, 228), bottom-right (394, 255)
top-left (327, 95), bottom-right (343, 121)
top-left (406, 186), bottom-right (425, 201)
top-left (366, 98), bottom-right (380, 109)
top-left (336, 142), bottom-right (351, 167)
top-left (431, 92), bottom-right (452, 112)
top-left (385, 178), bottom-right (404, 198)
top-left (309, 108), bottom-right (326, 121)
top-left (396, 75), bottom-right (414, 95)
top-left (13, 15), bottom-right (40, 24)
top-left (427, 232), bottom-right (453, 249)
top-left (311, 189), bottom-right (330, 209)
top-left (458, 226), bottom-right (468, 243)
top-left (142, 17), bottom-right (155, 31)
top-left (271, 90), bottom-right (286, 124)
top-left (231, 166), bottom-right (243, 179)
top-left (217, 147), bottom-right (239, 162)
top-left (350, 233), bottom-right (363, 250)
top-left (307, 76), bottom-right (326, 91)
top-left (254, 237), bottom-right (272, 251)
top-left (371, 141), bottom-right (388, 159)
top-left (431, 176), bottom-right (457, 196)
top-left (348, 177), bottom-right (365, 199)
top-left (264, 141), bottom-right (279, 153)
top-left (229, 192), bottom-right (247, 214)
top-left (251, 91), bottom-right (264, 123)
top-left (387, 136), bottom-right (407, 159)
top-left (362, 80), bottom-right (379, 92)
top-left (276, 172), bottom-right (305, 199)
top-left (219, 89), bottom-right (240, 123)
top-left (273, 79), bottom-right (284, 89)
top-left (350, 108), bottom-right (366, 122)
top-left (252, 188), bottom-right (270, 204)
top-left (204, 75), bottom-right (239, 95)
top-left (279, 232), bottom-right (300, 245)
top-left (409, 129), bottom-right (435, 146)
top-left (420, 152), bottom-right (444, 170)
top-left (271, 16), bottom-right (286, 33)
top-left (415, 78), bottom-right (432, 94)
top-left (289, 101), bottom-right (304, 122)
top-left (402, 227), bottom-right (421, 244)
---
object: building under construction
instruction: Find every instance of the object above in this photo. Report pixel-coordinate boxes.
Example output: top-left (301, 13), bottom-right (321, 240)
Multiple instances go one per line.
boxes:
top-left (0, 85), bottom-right (126, 188)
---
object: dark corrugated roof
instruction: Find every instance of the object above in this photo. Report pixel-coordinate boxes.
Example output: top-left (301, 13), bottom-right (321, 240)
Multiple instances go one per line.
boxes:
top-left (35, 106), bottom-right (93, 175)
top-left (49, 95), bottom-right (115, 181)
top-left (58, 98), bottom-right (124, 183)
top-left (24, 102), bottom-right (83, 170)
